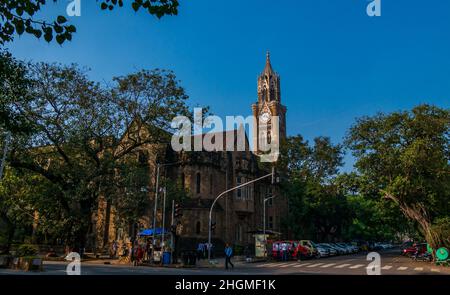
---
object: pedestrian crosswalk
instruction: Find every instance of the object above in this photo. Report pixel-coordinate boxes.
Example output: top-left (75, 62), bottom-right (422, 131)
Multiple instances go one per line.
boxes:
top-left (254, 261), bottom-right (441, 273)
top-left (335, 263), bottom-right (351, 268)
top-left (320, 263), bottom-right (337, 268)
top-left (349, 264), bottom-right (364, 269)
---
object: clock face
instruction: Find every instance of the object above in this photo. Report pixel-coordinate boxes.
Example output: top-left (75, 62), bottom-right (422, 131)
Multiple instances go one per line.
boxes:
top-left (260, 112), bottom-right (271, 123)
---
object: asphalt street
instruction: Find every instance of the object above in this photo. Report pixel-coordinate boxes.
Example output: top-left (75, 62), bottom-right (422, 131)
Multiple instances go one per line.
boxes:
top-left (0, 250), bottom-right (449, 275)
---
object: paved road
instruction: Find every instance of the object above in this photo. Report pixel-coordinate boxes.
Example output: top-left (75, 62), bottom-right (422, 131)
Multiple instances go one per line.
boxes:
top-left (0, 250), bottom-right (448, 275)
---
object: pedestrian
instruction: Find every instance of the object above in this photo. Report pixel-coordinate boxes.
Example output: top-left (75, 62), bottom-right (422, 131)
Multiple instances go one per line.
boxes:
top-left (137, 244), bottom-right (144, 265)
top-left (224, 243), bottom-right (234, 270)
top-left (145, 239), bottom-right (151, 262)
top-left (111, 240), bottom-right (118, 258)
top-left (244, 244), bottom-right (251, 262)
top-left (202, 243), bottom-right (207, 259)
top-left (280, 242), bottom-right (288, 261)
top-left (197, 243), bottom-right (203, 261)
top-left (129, 242), bottom-right (135, 266)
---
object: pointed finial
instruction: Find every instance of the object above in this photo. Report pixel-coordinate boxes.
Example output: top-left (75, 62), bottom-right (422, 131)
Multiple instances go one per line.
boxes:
top-left (263, 50), bottom-right (273, 73)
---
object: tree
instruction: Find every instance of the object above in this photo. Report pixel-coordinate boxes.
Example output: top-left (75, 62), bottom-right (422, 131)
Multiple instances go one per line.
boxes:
top-left (279, 135), bottom-right (348, 241)
top-left (346, 104), bottom-right (450, 248)
top-left (0, 51), bottom-right (34, 134)
top-left (0, 0), bottom-right (179, 45)
top-left (0, 166), bottom-right (60, 252)
top-left (6, 62), bottom-right (191, 249)
top-left (335, 172), bottom-right (414, 242)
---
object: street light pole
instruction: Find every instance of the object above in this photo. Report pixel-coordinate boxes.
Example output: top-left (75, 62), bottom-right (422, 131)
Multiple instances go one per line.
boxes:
top-left (161, 187), bottom-right (167, 247)
top-left (207, 170), bottom-right (275, 261)
top-left (263, 194), bottom-right (277, 257)
top-left (152, 161), bottom-right (182, 249)
top-left (152, 164), bottom-right (160, 246)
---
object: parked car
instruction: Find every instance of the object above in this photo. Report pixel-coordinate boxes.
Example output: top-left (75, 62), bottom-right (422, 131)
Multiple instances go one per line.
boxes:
top-left (336, 243), bottom-right (354, 254)
top-left (271, 241), bottom-right (313, 260)
top-left (317, 243), bottom-right (336, 256)
top-left (314, 245), bottom-right (330, 258)
top-left (299, 240), bottom-right (319, 257)
top-left (318, 243), bottom-right (337, 256)
top-left (345, 243), bottom-right (359, 253)
top-left (292, 241), bottom-right (314, 260)
top-left (322, 243), bottom-right (344, 255)
top-left (271, 241), bottom-right (291, 260)
top-left (329, 243), bottom-right (348, 255)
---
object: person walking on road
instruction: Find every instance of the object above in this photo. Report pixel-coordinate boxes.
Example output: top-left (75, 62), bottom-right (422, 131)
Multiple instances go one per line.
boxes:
top-left (197, 243), bottom-right (204, 261)
top-left (224, 244), bottom-right (234, 270)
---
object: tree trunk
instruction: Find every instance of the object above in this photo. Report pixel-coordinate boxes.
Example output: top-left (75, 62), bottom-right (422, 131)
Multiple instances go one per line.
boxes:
top-left (383, 192), bottom-right (439, 259)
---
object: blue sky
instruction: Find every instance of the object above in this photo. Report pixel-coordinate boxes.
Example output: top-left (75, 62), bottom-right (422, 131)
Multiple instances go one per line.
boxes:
top-left (6, 0), bottom-right (450, 171)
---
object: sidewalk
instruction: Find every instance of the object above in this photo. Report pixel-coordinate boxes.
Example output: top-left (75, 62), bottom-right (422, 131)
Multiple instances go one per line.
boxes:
top-left (45, 255), bottom-right (268, 269)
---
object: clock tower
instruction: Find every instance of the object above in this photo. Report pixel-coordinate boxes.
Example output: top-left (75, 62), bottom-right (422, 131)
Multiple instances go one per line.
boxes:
top-left (252, 52), bottom-right (287, 154)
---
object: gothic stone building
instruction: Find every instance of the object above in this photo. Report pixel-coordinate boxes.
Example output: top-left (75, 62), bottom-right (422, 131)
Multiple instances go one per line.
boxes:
top-left (95, 53), bottom-right (288, 254)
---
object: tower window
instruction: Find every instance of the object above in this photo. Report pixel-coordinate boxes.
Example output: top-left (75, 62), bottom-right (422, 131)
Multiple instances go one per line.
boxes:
top-left (196, 221), bottom-right (201, 234)
top-left (196, 172), bottom-right (201, 194)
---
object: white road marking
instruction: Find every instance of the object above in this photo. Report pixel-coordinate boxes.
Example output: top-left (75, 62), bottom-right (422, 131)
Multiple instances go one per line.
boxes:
top-left (431, 268), bottom-right (440, 273)
top-left (334, 264), bottom-right (351, 268)
top-left (257, 263), bottom-right (272, 268)
top-left (320, 263), bottom-right (337, 268)
top-left (397, 266), bottom-right (408, 271)
top-left (349, 264), bottom-right (364, 269)
top-left (381, 265), bottom-right (393, 270)
top-left (294, 263), bottom-right (312, 268)
top-left (414, 267), bottom-right (423, 271)
top-left (307, 263), bottom-right (325, 268)
top-left (271, 263), bottom-right (290, 267)
top-left (279, 263), bottom-right (297, 268)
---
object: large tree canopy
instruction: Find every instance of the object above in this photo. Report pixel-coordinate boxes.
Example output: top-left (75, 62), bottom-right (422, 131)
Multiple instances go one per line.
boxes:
top-left (2, 59), bottom-right (191, 249)
top-left (346, 104), bottom-right (450, 248)
top-left (0, 50), bottom-right (33, 134)
top-left (0, 0), bottom-right (179, 45)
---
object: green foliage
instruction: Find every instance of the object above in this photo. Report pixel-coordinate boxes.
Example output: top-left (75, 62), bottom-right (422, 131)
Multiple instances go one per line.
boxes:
top-left (346, 105), bottom-right (450, 247)
top-left (1, 59), bottom-right (192, 247)
top-left (15, 244), bottom-right (38, 257)
top-left (0, 51), bottom-right (34, 134)
top-left (431, 217), bottom-right (450, 248)
top-left (280, 135), bottom-right (350, 241)
top-left (0, 0), bottom-right (179, 45)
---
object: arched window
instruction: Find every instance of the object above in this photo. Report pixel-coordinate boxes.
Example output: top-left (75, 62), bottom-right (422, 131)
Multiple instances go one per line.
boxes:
top-left (196, 172), bottom-right (201, 194)
top-left (138, 150), bottom-right (148, 165)
top-left (196, 221), bottom-right (201, 234)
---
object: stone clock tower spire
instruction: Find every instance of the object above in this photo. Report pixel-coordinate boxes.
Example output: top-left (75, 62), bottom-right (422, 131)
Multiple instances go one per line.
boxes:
top-left (252, 52), bottom-right (287, 153)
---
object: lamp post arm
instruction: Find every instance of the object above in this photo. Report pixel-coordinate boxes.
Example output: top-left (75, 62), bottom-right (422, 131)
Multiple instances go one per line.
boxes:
top-left (207, 171), bottom-right (274, 261)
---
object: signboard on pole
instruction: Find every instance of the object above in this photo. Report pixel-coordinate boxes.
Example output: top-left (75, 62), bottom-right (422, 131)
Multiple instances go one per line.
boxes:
top-left (255, 234), bottom-right (268, 258)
